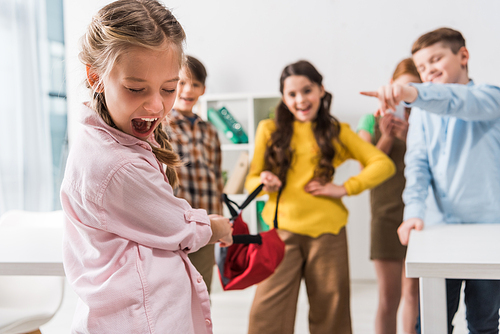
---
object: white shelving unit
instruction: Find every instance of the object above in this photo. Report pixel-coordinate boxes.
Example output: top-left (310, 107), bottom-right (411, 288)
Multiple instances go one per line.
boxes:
top-left (198, 93), bottom-right (281, 233)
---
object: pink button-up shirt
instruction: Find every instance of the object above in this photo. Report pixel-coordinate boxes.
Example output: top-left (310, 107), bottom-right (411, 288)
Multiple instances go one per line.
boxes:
top-left (61, 104), bottom-right (213, 333)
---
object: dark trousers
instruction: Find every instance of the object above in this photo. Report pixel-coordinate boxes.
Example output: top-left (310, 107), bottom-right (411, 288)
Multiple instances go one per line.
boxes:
top-left (416, 279), bottom-right (500, 334)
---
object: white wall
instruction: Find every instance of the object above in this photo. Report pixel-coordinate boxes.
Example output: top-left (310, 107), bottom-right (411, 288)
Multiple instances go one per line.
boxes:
top-left (63, 0), bottom-right (500, 280)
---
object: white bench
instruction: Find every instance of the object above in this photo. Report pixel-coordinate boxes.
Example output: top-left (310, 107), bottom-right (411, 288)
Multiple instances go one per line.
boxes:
top-left (406, 224), bottom-right (500, 333)
top-left (0, 210), bottom-right (65, 334)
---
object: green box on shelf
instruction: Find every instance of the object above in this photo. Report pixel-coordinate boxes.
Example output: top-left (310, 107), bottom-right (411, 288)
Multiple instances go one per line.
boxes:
top-left (256, 200), bottom-right (269, 232)
top-left (207, 107), bottom-right (248, 144)
top-left (218, 107), bottom-right (248, 144)
top-left (207, 108), bottom-right (235, 142)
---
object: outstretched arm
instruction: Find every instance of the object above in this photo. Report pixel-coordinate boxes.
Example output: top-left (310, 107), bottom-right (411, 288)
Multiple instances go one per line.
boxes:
top-left (406, 83), bottom-right (500, 121)
top-left (362, 82), bottom-right (500, 121)
top-left (100, 161), bottom-right (214, 253)
top-left (360, 84), bottom-right (418, 116)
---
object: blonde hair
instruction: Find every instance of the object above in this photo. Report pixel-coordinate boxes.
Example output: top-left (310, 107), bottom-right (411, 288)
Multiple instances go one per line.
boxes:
top-left (80, 0), bottom-right (185, 188)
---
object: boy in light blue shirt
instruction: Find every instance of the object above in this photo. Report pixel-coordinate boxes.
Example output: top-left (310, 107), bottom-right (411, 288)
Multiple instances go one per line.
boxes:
top-left (362, 27), bottom-right (500, 334)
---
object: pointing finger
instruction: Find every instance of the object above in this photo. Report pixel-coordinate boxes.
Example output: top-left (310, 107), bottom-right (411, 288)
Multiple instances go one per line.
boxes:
top-left (360, 91), bottom-right (379, 97)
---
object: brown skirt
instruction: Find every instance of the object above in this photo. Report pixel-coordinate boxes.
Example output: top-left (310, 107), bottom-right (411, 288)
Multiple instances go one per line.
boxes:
top-left (370, 217), bottom-right (407, 260)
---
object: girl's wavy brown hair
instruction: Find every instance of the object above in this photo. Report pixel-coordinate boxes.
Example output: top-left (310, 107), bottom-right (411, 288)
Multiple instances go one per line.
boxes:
top-left (264, 60), bottom-right (341, 186)
top-left (79, 0), bottom-right (184, 187)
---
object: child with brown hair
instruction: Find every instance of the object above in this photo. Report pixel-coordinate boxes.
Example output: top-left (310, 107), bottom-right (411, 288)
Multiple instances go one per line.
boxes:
top-left (362, 27), bottom-right (500, 334)
top-left (246, 60), bottom-right (395, 334)
top-left (358, 58), bottom-right (421, 334)
top-left (166, 55), bottom-right (223, 294)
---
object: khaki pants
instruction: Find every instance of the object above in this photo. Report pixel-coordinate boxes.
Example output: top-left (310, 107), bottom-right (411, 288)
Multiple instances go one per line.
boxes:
top-left (248, 228), bottom-right (352, 334)
top-left (188, 244), bottom-right (215, 294)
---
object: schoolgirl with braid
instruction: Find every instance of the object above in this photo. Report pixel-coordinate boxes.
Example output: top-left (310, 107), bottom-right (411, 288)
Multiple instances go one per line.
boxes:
top-left (245, 60), bottom-right (395, 334)
top-left (60, 1), bottom-right (231, 333)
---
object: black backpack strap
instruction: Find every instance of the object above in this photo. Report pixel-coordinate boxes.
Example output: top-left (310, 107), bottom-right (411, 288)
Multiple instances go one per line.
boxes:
top-left (273, 187), bottom-right (283, 229)
top-left (239, 183), bottom-right (281, 229)
top-left (232, 234), bottom-right (262, 245)
top-left (222, 193), bottom-right (239, 219)
top-left (223, 184), bottom-right (265, 220)
top-left (238, 184), bottom-right (265, 211)
top-left (223, 184), bottom-right (282, 245)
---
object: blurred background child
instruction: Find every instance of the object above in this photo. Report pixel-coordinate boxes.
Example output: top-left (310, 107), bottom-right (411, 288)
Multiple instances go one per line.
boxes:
top-left (357, 58), bottom-right (421, 334)
top-left (166, 55), bottom-right (223, 294)
top-left (245, 60), bottom-right (395, 334)
top-left (362, 27), bottom-right (500, 334)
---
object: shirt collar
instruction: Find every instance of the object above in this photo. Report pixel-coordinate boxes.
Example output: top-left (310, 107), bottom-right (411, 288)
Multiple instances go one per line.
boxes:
top-left (80, 102), bottom-right (155, 148)
top-left (171, 109), bottom-right (201, 122)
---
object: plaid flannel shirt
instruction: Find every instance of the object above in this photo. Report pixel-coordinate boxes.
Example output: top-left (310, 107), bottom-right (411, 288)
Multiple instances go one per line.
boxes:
top-left (168, 109), bottom-right (224, 215)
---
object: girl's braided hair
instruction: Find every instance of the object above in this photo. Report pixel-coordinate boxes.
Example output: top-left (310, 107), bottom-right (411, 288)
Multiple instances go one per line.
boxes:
top-left (80, 0), bottom-right (185, 187)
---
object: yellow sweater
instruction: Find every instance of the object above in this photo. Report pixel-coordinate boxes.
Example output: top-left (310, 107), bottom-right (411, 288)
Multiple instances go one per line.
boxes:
top-left (245, 119), bottom-right (395, 237)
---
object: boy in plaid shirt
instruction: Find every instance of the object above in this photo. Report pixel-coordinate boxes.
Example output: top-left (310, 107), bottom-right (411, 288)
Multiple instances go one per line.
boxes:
top-left (167, 56), bottom-right (223, 293)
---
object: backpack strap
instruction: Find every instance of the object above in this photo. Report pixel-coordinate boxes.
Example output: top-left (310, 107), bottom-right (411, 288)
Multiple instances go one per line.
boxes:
top-left (232, 234), bottom-right (263, 245)
top-left (273, 187), bottom-right (283, 229)
top-left (223, 183), bottom-right (265, 221)
top-left (229, 184), bottom-right (283, 244)
top-left (238, 184), bottom-right (264, 211)
top-left (222, 193), bottom-right (239, 219)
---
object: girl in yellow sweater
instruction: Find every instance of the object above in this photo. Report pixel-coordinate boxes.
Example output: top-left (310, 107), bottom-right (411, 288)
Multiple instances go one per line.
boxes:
top-left (245, 60), bottom-right (395, 334)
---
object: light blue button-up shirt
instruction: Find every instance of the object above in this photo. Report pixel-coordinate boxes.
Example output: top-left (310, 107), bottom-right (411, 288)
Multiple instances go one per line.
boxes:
top-left (403, 81), bottom-right (500, 224)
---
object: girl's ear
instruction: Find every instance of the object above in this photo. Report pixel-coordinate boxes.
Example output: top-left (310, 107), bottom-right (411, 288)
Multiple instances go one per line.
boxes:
top-left (320, 85), bottom-right (325, 98)
top-left (86, 65), bottom-right (104, 93)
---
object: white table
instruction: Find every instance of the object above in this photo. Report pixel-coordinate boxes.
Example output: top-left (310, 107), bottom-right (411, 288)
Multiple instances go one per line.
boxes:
top-left (406, 224), bottom-right (500, 333)
top-left (0, 210), bottom-right (65, 276)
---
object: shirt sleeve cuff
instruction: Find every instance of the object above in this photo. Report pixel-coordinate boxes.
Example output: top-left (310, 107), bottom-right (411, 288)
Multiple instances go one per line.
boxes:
top-left (184, 209), bottom-right (210, 225)
top-left (403, 83), bottom-right (423, 107)
top-left (403, 204), bottom-right (425, 222)
top-left (183, 209), bottom-right (212, 253)
top-left (343, 181), bottom-right (353, 196)
top-left (404, 82), bottom-right (452, 111)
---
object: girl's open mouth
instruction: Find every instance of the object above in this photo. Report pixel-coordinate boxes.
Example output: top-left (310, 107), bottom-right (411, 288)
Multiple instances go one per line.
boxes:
top-left (131, 117), bottom-right (159, 137)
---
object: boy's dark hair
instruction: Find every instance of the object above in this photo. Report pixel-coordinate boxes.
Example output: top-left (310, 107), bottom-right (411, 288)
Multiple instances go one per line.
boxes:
top-left (185, 55), bottom-right (207, 85)
top-left (412, 27), bottom-right (466, 55)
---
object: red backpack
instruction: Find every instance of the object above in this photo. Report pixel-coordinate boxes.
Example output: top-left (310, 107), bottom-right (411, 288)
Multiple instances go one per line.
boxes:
top-left (217, 184), bottom-right (285, 291)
